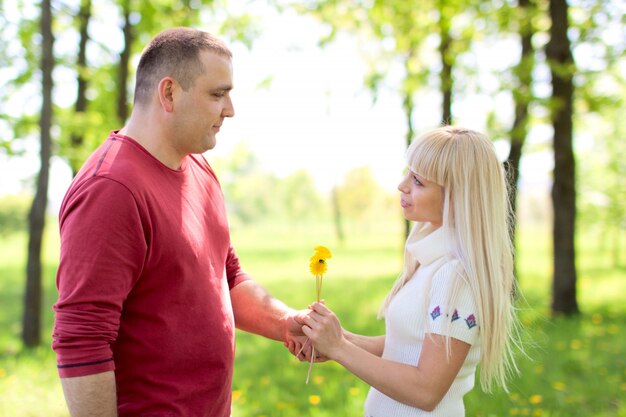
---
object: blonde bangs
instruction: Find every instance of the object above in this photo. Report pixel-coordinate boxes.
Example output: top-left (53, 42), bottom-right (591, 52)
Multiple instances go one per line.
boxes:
top-left (406, 129), bottom-right (454, 187)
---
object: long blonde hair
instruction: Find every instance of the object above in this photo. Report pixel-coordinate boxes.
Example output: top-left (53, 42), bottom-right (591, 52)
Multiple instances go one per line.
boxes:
top-left (381, 125), bottom-right (520, 392)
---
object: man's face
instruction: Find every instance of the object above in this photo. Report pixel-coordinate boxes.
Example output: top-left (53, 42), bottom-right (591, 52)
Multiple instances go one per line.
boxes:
top-left (172, 51), bottom-right (235, 155)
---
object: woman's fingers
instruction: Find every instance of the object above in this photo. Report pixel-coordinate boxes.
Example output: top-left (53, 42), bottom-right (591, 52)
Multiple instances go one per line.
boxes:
top-left (311, 301), bottom-right (332, 316)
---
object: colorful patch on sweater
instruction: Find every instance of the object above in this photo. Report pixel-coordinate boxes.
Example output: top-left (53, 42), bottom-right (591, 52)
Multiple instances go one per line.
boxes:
top-left (430, 306), bottom-right (441, 320)
top-left (430, 306), bottom-right (477, 330)
top-left (451, 309), bottom-right (460, 322)
top-left (465, 314), bottom-right (477, 329)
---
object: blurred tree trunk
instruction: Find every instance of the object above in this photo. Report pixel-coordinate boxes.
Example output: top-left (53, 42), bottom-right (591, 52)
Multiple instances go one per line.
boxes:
top-left (117, 0), bottom-right (134, 124)
top-left (69, 0), bottom-right (92, 176)
top-left (401, 51), bottom-right (417, 239)
top-left (437, 0), bottom-right (453, 125)
top-left (331, 186), bottom-right (344, 244)
top-left (505, 0), bottom-right (535, 277)
top-left (23, 0), bottom-right (54, 347)
top-left (546, 0), bottom-right (579, 315)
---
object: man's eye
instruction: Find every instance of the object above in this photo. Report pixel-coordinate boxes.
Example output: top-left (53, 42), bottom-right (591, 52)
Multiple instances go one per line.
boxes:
top-left (413, 176), bottom-right (422, 185)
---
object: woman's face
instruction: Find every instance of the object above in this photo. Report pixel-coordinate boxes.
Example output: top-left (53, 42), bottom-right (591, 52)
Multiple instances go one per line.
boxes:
top-left (398, 169), bottom-right (444, 226)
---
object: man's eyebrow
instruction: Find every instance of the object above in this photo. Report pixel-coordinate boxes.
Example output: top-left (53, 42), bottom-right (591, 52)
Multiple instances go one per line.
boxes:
top-left (211, 85), bottom-right (233, 92)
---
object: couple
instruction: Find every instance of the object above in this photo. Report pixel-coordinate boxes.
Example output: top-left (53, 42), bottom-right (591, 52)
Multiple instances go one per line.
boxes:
top-left (52, 28), bottom-right (520, 417)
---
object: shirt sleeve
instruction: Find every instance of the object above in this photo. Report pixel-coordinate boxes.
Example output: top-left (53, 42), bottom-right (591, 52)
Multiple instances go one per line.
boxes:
top-left (426, 261), bottom-right (480, 345)
top-left (225, 244), bottom-right (250, 289)
top-left (53, 177), bottom-right (147, 378)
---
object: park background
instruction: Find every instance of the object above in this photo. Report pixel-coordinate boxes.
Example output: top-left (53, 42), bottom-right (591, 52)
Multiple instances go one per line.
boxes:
top-left (0, 0), bottom-right (625, 416)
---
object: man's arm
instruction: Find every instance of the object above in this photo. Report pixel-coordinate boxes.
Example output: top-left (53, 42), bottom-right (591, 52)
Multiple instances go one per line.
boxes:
top-left (230, 280), bottom-right (297, 341)
top-left (60, 371), bottom-right (117, 417)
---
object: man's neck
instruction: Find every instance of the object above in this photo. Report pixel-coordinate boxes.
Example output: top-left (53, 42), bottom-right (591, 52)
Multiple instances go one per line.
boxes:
top-left (120, 113), bottom-right (184, 170)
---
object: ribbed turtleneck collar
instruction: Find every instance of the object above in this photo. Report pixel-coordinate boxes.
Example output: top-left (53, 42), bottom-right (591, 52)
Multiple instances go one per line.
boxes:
top-left (405, 223), bottom-right (446, 266)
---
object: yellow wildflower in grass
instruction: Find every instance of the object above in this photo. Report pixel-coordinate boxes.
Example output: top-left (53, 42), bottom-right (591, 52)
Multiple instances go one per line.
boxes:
top-left (591, 313), bottom-right (603, 324)
top-left (349, 387), bottom-right (360, 396)
top-left (312, 375), bottom-right (325, 385)
top-left (232, 390), bottom-right (242, 401)
top-left (309, 395), bottom-right (321, 405)
top-left (276, 401), bottom-right (291, 410)
top-left (552, 381), bottom-right (566, 391)
top-left (529, 395), bottom-right (542, 405)
top-left (607, 324), bottom-right (619, 334)
top-left (0, 368), bottom-right (5, 378)
top-left (532, 410), bottom-right (543, 417)
top-left (570, 339), bottom-right (582, 349)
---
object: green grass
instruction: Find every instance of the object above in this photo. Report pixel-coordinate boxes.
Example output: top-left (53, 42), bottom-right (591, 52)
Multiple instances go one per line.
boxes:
top-left (0, 219), bottom-right (625, 416)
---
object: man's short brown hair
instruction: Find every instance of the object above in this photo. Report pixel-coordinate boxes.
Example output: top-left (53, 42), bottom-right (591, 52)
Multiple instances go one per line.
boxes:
top-left (134, 27), bottom-right (232, 105)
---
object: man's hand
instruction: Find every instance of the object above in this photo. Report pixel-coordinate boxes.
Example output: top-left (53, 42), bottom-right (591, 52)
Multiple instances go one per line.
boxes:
top-left (284, 309), bottom-right (328, 362)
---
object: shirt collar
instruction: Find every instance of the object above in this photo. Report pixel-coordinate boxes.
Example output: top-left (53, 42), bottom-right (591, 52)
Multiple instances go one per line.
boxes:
top-left (406, 223), bottom-right (446, 266)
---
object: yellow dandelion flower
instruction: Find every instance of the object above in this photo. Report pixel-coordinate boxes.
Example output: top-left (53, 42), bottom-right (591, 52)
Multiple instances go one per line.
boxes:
top-left (510, 409), bottom-right (519, 416)
top-left (313, 245), bottom-right (332, 259)
top-left (532, 410), bottom-right (543, 417)
top-left (232, 390), bottom-right (242, 401)
top-left (591, 313), bottom-right (603, 324)
top-left (349, 387), bottom-right (360, 396)
top-left (570, 339), bottom-right (582, 350)
top-left (310, 258), bottom-right (328, 276)
top-left (529, 395), bottom-right (542, 405)
top-left (608, 324), bottom-right (619, 334)
top-left (0, 368), bottom-right (5, 378)
top-left (552, 382), bottom-right (566, 391)
top-left (309, 395), bottom-right (321, 405)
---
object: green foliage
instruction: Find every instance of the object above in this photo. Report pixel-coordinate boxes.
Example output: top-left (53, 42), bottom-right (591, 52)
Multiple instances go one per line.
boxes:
top-left (1, 221), bottom-right (625, 416)
top-left (0, 194), bottom-right (30, 236)
top-left (335, 166), bottom-right (395, 226)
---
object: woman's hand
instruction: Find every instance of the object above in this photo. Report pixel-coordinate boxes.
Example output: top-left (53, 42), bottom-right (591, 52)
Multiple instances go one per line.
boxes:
top-left (302, 302), bottom-right (346, 360)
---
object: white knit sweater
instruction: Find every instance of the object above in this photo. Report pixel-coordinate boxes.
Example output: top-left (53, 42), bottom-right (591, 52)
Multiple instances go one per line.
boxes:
top-left (364, 224), bottom-right (480, 417)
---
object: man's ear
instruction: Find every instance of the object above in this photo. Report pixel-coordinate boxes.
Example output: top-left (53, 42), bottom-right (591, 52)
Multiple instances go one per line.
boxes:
top-left (157, 77), bottom-right (176, 112)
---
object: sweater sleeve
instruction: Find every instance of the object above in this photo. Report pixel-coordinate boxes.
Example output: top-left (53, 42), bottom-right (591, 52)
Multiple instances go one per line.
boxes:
top-left (426, 261), bottom-right (480, 345)
top-left (53, 177), bottom-right (147, 378)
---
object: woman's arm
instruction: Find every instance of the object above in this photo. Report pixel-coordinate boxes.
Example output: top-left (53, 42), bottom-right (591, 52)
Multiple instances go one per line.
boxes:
top-left (303, 303), bottom-right (470, 411)
top-left (343, 331), bottom-right (385, 357)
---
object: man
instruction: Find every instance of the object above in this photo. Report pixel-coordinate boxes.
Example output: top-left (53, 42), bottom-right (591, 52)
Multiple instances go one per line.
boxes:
top-left (53, 27), bottom-right (307, 416)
